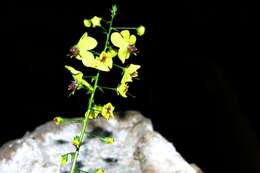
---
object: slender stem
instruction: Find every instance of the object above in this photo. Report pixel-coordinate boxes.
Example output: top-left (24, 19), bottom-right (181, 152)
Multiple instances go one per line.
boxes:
top-left (89, 50), bottom-right (100, 56)
top-left (69, 6), bottom-right (117, 173)
top-left (112, 27), bottom-right (136, 30)
top-left (113, 63), bottom-right (125, 70)
top-left (70, 73), bottom-right (99, 173)
top-left (100, 26), bottom-right (108, 33)
top-left (98, 85), bottom-right (116, 91)
top-left (104, 12), bottom-right (115, 51)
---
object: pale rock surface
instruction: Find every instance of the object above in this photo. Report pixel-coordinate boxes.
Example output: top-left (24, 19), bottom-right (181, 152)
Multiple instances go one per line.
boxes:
top-left (0, 111), bottom-right (201, 173)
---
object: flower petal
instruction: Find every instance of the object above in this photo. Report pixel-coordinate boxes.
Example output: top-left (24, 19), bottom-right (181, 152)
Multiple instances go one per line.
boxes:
top-left (111, 32), bottom-right (127, 48)
top-left (91, 16), bottom-right (102, 28)
top-left (121, 74), bottom-right (132, 83)
top-left (117, 83), bottom-right (128, 98)
top-left (65, 65), bottom-right (82, 75)
top-left (80, 51), bottom-right (96, 67)
top-left (95, 60), bottom-right (110, 71)
top-left (118, 48), bottom-right (130, 64)
top-left (77, 32), bottom-right (97, 50)
top-left (129, 35), bottom-right (137, 45)
top-left (128, 64), bottom-right (141, 74)
top-left (120, 30), bottom-right (130, 41)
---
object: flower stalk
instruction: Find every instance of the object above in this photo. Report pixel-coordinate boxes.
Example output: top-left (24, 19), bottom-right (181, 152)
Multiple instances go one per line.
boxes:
top-left (69, 6), bottom-right (117, 173)
top-left (55, 4), bottom-right (145, 173)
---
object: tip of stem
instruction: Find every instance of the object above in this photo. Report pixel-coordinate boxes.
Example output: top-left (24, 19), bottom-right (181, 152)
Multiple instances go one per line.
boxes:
top-left (111, 4), bottom-right (118, 16)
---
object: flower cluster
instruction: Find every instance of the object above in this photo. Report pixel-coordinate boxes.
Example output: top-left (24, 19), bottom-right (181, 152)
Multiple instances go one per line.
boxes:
top-left (54, 4), bottom-right (145, 173)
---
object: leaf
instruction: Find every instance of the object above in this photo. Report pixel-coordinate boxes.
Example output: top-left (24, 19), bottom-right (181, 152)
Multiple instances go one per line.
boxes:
top-left (73, 167), bottom-right (81, 173)
top-left (100, 136), bottom-right (115, 144)
top-left (60, 153), bottom-right (69, 166)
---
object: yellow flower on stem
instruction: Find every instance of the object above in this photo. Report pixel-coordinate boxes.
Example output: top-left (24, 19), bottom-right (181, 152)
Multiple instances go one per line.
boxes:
top-left (101, 102), bottom-right (114, 120)
top-left (91, 16), bottom-right (102, 28)
top-left (94, 52), bottom-right (112, 72)
top-left (136, 25), bottom-right (145, 36)
top-left (69, 32), bottom-right (97, 68)
top-left (111, 30), bottom-right (137, 63)
top-left (117, 83), bottom-right (129, 98)
top-left (121, 64), bottom-right (141, 83)
top-left (72, 136), bottom-right (80, 149)
top-left (65, 65), bottom-right (93, 93)
top-left (88, 108), bottom-right (101, 120)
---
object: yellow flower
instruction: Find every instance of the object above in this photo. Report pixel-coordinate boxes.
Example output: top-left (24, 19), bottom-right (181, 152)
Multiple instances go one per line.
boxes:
top-left (91, 16), bottom-right (102, 28)
top-left (117, 83), bottom-right (129, 98)
top-left (121, 64), bottom-right (141, 83)
top-left (101, 103), bottom-right (114, 120)
top-left (72, 136), bottom-right (80, 149)
top-left (111, 30), bottom-right (137, 63)
top-left (94, 169), bottom-right (105, 173)
top-left (94, 49), bottom-right (117, 72)
top-left (65, 65), bottom-right (93, 92)
top-left (88, 109), bottom-right (100, 119)
top-left (53, 117), bottom-right (64, 125)
top-left (70, 32), bottom-right (97, 67)
top-left (83, 19), bottom-right (91, 27)
top-left (136, 25), bottom-right (145, 36)
top-left (94, 52), bottom-right (113, 72)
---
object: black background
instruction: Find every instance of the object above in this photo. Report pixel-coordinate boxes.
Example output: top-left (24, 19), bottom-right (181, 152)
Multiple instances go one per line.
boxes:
top-left (4, 0), bottom-right (260, 173)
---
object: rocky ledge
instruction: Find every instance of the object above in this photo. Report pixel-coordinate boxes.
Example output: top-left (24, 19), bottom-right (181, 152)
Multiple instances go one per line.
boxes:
top-left (0, 111), bottom-right (204, 173)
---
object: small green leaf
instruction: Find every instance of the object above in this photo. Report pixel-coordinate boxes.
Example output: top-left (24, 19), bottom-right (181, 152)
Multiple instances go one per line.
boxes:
top-left (60, 153), bottom-right (69, 166)
top-left (100, 136), bottom-right (115, 144)
top-left (74, 167), bottom-right (81, 173)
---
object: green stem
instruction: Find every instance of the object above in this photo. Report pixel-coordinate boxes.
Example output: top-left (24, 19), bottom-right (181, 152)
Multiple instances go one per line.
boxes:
top-left (69, 6), bottom-right (117, 173)
top-left (89, 50), bottom-right (100, 56)
top-left (98, 85), bottom-right (116, 91)
top-left (112, 27), bottom-right (136, 30)
top-left (70, 73), bottom-right (99, 173)
top-left (113, 63), bottom-right (125, 70)
top-left (104, 12), bottom-right (115, 51)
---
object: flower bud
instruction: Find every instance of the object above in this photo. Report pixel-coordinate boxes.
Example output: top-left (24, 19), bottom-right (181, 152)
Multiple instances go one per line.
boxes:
top-left (83, 19), bottom-right (92, 27)
top-left (53, 117), bottom-right (64, 125)
top-left (136, 25), bottom-right (145, 36)
top-left (91, 16), bottom-right (102, 28)
top-left (72, 136), bottom-right (81, 149)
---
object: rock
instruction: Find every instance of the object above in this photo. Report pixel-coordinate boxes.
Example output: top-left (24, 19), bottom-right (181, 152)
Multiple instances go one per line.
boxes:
top-left (0, 111), bottom-right (202, 173)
